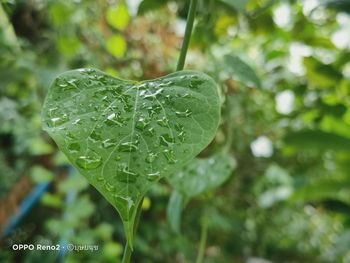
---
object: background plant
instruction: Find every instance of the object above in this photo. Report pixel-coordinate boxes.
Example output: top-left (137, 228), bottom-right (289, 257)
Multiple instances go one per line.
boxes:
top-left (1, 0), bottom-right (350, 262)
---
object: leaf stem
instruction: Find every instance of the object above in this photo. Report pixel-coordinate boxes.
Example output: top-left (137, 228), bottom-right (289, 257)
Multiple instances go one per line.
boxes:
top-left (195, 208), bottom-right (208, 263)
top-left (176, 0), bottom-right (198, 71)
top-left (122, 197), bottom-right (144, 263)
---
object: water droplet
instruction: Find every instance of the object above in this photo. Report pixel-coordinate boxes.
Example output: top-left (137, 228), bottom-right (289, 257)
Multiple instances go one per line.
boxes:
top-left (76, 152), bottom-right (102, 170)
top-left (115, 164), bottom-right (137, 183)
top-left (165, 95), bottom-right (174, 106)
top-left (160, 134), bottom-right (175, 146)
top-left (163, 149), bottom-right (177, 164)
top-left (102, 139), bottom-right (118, 148)
top-left (72, 118), bottom-right (82, 125)
top-left (118, 141), bottom-right (138, 152)
top-left (175, 109), bottom-right (192, 117)
top-left (178, 130), bottom-right (186, 142)
top-left (114, 195), bottom-right (135, 219)
top-left (124, 104), bottom-right (133, 112)
top-left (47, 114), bottom-right (69, 127)
top-left (105, 182), bottom-right (116, 192)
top-left (89, 130), bottom-right (102, 142)
top-left (174, 123), bottom-right (184, 131)
top-left (145, 127), bottom-right (155, 137)
top-left (136, 117), bottom-right (150, 131)
top-left (147, 105), bottom-right (161, 117)
top-left (146, 171), bottom-right (161, 182)
top-left (48, 107), bottom-right (58, 117)
top-left (65, 131), bottom-right (76, 140)
top-left (105, 112), bottom-right (128, 127)
top-left (157, 117), bottom-right (169, 127)
top-left (60, 78), bottom-right (79, 91)
top-left (189, 75), bottom-right (205, 89)
top-left (141, 88), bottom-right (164, 100)
top-left (145, 152), bottom-right (158, 163)
top-left (97, 175), bottom-right (105, 182)
top-left (67, 142), bottom-right (80, 153)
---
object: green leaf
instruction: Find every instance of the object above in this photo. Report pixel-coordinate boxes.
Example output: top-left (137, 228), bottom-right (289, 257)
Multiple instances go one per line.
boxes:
top-left (167, 191), bottom-right (183, 233)
top-left (41, 68), bottom-right (220, 247)
top-left (137, 0), bottom-right (170, 15)
top-left (324, 0), bottom-right (350, 14)
top-left (106, 4), bottom-right (130, 31)
top-left (303, 57), bottom-right (342, 88)
top-left (284, 130), bottom-right (350, 152)
top-left (290, 178), bottom-right (350, 205)
top-left (167, 153), bottom-right (235, 199)
top-left (217, 0), bottom-right (248, 12)
top-left (106, 34), bottom-right (127, 58)
top-left (30, 166), bottom-right (54, 183)
top-left (223, 54), bottom-right (261, 88)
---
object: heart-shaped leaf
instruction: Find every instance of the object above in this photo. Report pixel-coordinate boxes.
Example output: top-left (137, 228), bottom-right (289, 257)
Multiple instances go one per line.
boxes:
top-left (42, 68), bottom-right (220, 247)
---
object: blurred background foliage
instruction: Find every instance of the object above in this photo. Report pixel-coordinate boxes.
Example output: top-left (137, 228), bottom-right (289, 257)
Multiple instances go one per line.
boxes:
top-left (1, 0), bottom-right (350, 262)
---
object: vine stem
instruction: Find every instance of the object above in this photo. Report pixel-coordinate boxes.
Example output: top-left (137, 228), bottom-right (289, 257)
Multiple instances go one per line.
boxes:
top-left (176, 0), bottom-right (198, 71)
top-left (122, 197), bottom-right (144, 263)
top-left (195, 208), bottom-right (209, 263)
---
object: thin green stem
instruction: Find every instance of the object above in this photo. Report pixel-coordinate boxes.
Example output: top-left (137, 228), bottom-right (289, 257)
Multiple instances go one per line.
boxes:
top-left (176, 0), bottom-right (198, 71)
top-left (195, 209), bottom-right (209, 263)
top-left (122, 197), bottom-right (144, 263)
top-left (122, 242), bottom-right (132, 263)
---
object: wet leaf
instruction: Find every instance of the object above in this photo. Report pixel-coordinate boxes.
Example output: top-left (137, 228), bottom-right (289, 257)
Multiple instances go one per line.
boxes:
top-left (166, 153), bottom-right (235, 233)
top-left (41, 68), bottom-right (220, 247)
top-left (168, 153), bottom-right (235, 200)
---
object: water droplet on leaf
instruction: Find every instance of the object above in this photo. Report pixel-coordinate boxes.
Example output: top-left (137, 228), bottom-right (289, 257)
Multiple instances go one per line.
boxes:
top-left (163, 149), bottom-right (177, 164)
top-left (145, 152), bottom-right (158, 163)
top-left (67, 142), bottom-right (80, 153)
top-left (102, 139), bottom-right (118, 148)
top-left (115, 164), bottom-right (137, 183)
top-left (76, 152), bottom-right (102, 170)
top-left (157, 117), bottom-right (169, 127)
top-left (146, 171), bottom-right (161, 182)
top-left (118, 141), bottom-right (138, 152)
top-left (175, 109), bottom-right (192, 117)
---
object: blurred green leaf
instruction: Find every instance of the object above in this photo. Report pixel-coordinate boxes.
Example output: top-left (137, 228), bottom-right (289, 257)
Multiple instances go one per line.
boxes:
top-left (106, 34), bottom-right (127, 58)
top-left (41, 193), bottom-right (62, 208)
top-left (291, 178), bottom-right (350, 204)
top-left (49, 2), bottom-right (73, 26)
top-left (223, 54), bottom-right (261, 88)
top-left (324, 0), bottom-right (350, 13)
top-left (57, 36), bottom-right (81, 58)
top-left (30, 165), bottom-right (54, 183)
top-left (29, 137), bottom-right (54, 155)
top-left (255, 164), bottom-right (293, 208)
top-left (0, 4), bottom-right (19, 51)
top-left (167, 191), bottom-right (183, 233)
top-left (303, 57), bottom-right (342, 88)
top-left (284, 130), bottom-right (350, 152)
top-left (217, 0), bottom-right (248, 12)
top-left (137, 0), bottom-right (170, 15)
top-left (106, 4), bottom-right (130, 31)
top-left (167, 153), bottom-right (235, 199)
